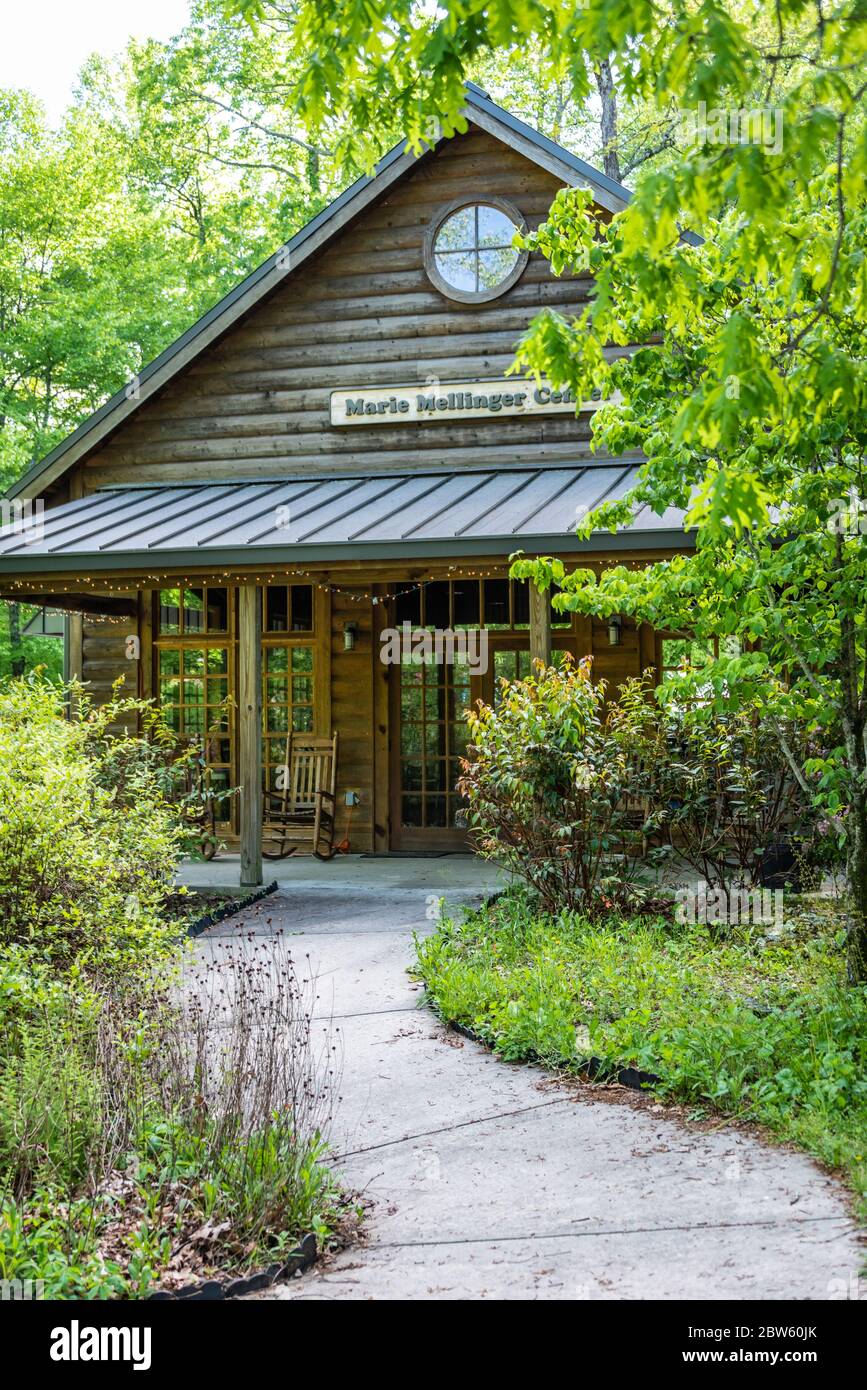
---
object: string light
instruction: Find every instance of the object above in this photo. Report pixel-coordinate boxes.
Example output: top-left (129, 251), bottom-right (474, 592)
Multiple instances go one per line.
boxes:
top-left (0, 562), bottom-right (519, 613)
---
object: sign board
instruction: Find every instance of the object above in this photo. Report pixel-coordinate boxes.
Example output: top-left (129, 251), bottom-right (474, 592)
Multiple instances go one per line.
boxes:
top-left (330, 379), bottom-right (607, 427)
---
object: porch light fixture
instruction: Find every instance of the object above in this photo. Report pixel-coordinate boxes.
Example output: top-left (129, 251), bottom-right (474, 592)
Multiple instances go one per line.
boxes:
top-left (343, 621), bottom-right (359, 651)
top-left (608, 614), bottom-right (623, 647)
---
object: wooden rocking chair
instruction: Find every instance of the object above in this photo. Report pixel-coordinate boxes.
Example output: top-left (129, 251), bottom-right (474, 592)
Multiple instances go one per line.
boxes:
top-left (263, 732), bottom-right (339, 860)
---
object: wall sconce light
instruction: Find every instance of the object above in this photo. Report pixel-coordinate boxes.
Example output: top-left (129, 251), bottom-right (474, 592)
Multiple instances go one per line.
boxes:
top-left (343, 621), bottom-right (358, 652)
top-left (608, 614), bottom-right (623, 647)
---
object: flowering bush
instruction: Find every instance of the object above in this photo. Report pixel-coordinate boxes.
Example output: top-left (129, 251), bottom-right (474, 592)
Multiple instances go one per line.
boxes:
top-left (458, 656), bottom-right (663, 915)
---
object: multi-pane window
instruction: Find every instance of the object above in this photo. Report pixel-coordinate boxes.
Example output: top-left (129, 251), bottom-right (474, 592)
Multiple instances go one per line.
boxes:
top-left (264, 584), bottom-right (313, 634)
top-left (399, 652), bottom-right (472, 829)
top-left (263, 645), bottom-right (315, 791)
top-left (394, 578), bottom-right (570, 631)
top-left (157, 645), bottom-right (233, 801)
top-left (159, 585), bottom-right (228, 635)
top-left (154, 583), bottom-right (320, 822)
top-left (434, 204), bottom-right (520, 294)
top-left (492, 648), bottom-right (572, 705)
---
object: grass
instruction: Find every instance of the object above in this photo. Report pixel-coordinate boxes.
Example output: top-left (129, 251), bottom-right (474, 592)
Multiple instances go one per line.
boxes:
top-left (415, 889), bottom-right (867, 1219)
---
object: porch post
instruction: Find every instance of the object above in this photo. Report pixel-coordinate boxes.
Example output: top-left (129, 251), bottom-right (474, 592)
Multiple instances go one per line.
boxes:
top-left (529, 582), bottom-right (551, 670)
top-left (238, 581), bottom-right (263, 887)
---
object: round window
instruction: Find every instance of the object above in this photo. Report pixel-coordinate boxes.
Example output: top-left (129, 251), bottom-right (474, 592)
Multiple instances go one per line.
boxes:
top-left (424, 198), bottom-right (528, 303)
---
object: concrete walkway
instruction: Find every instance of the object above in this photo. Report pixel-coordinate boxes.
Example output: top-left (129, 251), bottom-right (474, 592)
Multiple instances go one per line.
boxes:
top-left (185, 855), bottom-right (864, 1300)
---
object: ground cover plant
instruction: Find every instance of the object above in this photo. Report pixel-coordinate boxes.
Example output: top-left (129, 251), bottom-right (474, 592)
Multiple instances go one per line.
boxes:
top-left (415, 888), bottom-right (867, 1219)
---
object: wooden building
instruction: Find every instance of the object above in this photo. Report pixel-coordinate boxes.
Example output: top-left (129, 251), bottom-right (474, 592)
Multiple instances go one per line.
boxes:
top-left (0, 85), bottom-right (690, 882)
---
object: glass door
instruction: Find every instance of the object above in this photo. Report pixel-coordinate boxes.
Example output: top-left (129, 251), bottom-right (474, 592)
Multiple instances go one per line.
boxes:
top-left (391, 648), bottom-right (477, 850)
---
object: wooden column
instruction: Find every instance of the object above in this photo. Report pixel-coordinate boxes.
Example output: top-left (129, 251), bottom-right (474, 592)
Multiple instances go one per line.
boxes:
top-left (238, 582), bottom-right (263, 887)
top-left (66, 613), bottom-right (83, 717)
top-left (529, 583), bottom-right (551, 669)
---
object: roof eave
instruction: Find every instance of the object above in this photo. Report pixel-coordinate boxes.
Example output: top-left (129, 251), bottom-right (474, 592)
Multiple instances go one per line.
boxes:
top-left (0, 529), bottom-right (694, 579)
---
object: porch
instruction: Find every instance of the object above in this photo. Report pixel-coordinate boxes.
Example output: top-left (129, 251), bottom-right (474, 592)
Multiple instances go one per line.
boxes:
top-left (0, 467), bottom-right (691, 886)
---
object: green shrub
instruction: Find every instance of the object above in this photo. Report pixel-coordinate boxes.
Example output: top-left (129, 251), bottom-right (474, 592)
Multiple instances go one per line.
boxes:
top-left (459, 656), bottom-right (664, 914)
top-left (0, 675), bottom-right (186, 986)
top-left (646, 689), bottom-right (815, 896)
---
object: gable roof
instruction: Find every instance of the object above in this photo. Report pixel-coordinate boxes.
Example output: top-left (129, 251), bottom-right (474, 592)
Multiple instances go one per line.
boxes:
top-left (7, 83), bottom-right (633, 504)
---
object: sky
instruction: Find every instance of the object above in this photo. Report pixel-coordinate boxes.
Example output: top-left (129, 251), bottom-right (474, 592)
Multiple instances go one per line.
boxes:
top-left (0, 0), bottom-right (192, 124)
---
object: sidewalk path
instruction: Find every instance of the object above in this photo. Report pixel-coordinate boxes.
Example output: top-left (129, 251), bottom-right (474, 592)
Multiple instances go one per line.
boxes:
top-left (188, 856), bottom-right (864, 1300)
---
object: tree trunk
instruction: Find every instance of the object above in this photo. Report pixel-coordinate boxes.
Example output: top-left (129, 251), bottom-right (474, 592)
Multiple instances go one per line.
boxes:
top-left (846, 782), bottom-right (867, 982)
top-left (306, 145), bottom-right (320, 196)
top-left (593, 59), bottom-right (622, 185)
top-left (9, 601), bottom-right (24, 678)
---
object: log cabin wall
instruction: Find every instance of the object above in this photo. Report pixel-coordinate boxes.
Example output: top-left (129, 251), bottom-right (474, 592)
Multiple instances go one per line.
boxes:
top-left (73, 126), bottom-right (593, 493)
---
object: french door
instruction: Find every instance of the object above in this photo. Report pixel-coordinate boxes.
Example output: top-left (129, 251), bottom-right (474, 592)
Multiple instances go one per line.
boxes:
top-left (389, 647), bottom-right (480, 850)
top-left (389, 634), bottom-right (579, 851)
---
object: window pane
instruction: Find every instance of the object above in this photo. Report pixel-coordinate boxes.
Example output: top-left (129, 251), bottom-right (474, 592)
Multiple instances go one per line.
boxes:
top-left (478, 246), bottom-right (519, 289)
top-left (206, 648), bottom-right (228, 674)
top-left (207, 588), bottom-right (228, 632)
top-left (395, 585), bottom-right (421, 627)
top-left (434, 206), bottom-right (474, 252)
top-left (266, 646), bottom-right (288, 673)
top-left (159, 589), bottom-right (180, 634)
top-left (401, 684), bottom-right (423, 721)
top-left (453, 580), bottom-right (480, 628)
top-left (266, 586), bottom-right (289, 632)
top-left (427, 760), bottom-right (448, 792)
top-left (184, 707), bottom-right (204, 735)
top-left (477, 204), bottom-right (517, 248)
top-left (424, 582), bottom-right (450, 630)
top-left (291, 647), bottom-right (313, 673)
top-left (292, 707), bottom-right (313, 732)
top-left (435, 250), bottom-right (476, 292)
top-left (184, 648), bottom-right (206, 675)
top-left (290, 585), bottom-right (313, 631)
top-left (401, 722), bottom-right (423, 756)
top-left (424, 724), bottom-right (446, 759)
top-left (424, 684), bottom-right (446, 721)
top-left (483, 579), bottom-right (510, 627)
top-left (184, 588), bottom-right (205, 633)
top-left (267, 704), bottom-right (288, 733)
top-left (159, 648), bottom-right (180, 676)
top-left (401, 760), bottom-right (423, 791)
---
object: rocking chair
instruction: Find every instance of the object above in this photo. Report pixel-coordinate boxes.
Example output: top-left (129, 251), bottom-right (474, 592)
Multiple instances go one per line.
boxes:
top-left (263, 732), bottom-right (339, 860)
